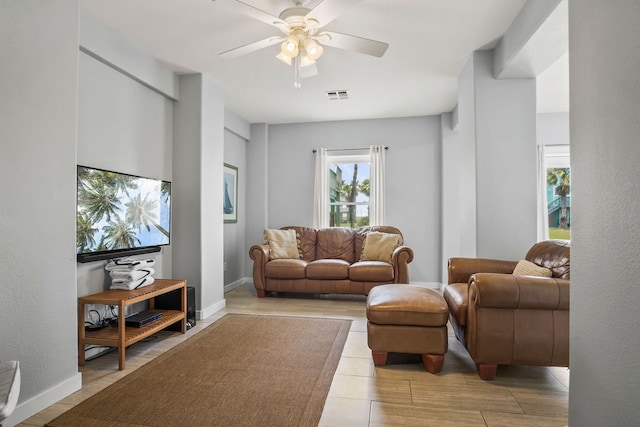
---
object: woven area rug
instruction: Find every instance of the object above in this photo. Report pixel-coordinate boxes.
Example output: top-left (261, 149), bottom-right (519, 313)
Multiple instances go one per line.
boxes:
top-left (47, 314), bottom-right (352, 427)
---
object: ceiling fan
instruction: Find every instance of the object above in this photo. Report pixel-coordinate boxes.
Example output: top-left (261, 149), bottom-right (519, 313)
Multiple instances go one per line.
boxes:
top-left (219, 0), bottom-right (389, 89)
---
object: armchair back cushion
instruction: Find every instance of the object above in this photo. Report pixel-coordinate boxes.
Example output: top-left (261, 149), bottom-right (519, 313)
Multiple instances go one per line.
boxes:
top-left (525, 240), bottom-right (571, 279)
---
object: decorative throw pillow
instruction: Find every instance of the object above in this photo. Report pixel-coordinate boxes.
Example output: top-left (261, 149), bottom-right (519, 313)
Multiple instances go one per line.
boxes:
top-left (264, 229), bottom-right (301, 260)
top-left (513, 259), bottom-right (553, 277)
top-left (360, 231), bottom-right (401, 264)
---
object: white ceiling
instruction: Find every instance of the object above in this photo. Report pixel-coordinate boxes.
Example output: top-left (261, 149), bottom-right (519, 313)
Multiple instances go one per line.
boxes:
top-left (78, 0), bottom-right (570, 124)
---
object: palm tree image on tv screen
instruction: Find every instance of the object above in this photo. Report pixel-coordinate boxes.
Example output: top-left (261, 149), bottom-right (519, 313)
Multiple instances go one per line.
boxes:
top-left (76, 166), bottom-right (171, 255)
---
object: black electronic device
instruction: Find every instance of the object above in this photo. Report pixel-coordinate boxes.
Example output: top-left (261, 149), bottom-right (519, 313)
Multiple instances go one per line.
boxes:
top-left (154, 286), bottom-right (196, 331)
top-left (125, 310), bottom-right (163, 328)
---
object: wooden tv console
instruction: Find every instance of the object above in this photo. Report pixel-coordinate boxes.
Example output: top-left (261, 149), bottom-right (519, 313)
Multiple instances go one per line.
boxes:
top-left (78, 279), bottom-right (187, 370)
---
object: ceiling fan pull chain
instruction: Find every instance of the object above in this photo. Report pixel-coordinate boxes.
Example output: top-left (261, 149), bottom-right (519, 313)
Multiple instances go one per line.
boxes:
top-left (294, 55), bottom-right (302, 90)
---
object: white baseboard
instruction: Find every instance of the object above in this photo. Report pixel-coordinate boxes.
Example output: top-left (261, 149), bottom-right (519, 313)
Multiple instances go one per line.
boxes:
top-left (224, 277), bottom-right (250, 293)
top-left (5, 372), bottom-right (82, 427)
top-left (198, 298), bottom-right (226, 320)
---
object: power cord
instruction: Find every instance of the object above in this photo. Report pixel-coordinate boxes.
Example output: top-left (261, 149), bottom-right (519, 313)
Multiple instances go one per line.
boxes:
top-left (85, 305), bottom-right (119, 330)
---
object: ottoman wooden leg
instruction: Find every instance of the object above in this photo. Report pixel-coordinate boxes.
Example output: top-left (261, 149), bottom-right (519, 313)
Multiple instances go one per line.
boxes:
top-left (476, 363), bottom-right (497, 380)
top-left (422, 354), bottom-right (444, 374)
top-left (372, 351), bottom-right (388, 366)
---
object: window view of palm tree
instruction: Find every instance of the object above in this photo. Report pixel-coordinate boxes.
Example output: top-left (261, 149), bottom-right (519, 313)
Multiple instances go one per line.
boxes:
top-left (329, 162), bottom-right (370, 228)
top-left (547, 167), bottom-right (570, 240)
top-left (77, 166), bottom-right (171, 254)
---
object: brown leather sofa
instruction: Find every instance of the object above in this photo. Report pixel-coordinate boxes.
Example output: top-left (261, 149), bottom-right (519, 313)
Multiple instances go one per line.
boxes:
top-left (443, 240), bottom-right (570, 380)
top-left (249, 226), bottom-right (414, 297)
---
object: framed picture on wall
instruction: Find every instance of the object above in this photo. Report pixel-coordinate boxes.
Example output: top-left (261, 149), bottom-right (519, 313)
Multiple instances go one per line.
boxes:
top-left (223, 163), bottom-right (238, 223)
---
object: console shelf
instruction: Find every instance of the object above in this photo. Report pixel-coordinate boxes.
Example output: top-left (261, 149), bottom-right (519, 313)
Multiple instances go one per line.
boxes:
top-left (78, 279), bottom-right (187, 370)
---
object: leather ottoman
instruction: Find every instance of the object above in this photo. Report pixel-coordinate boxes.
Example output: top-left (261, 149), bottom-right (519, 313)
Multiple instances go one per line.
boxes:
top-left (366, 284), bottom-right (449, 374)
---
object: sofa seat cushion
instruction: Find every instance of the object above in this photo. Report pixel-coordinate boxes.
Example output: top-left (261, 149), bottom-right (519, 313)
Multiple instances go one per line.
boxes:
top-left (265, 259), bottom-right (308, 279)
top-left (350, 261), bottom-right (394, 282)
top-left (306, 259), bottom-right (350, 280)
top-left (443, 282), bottom-right (468, 327)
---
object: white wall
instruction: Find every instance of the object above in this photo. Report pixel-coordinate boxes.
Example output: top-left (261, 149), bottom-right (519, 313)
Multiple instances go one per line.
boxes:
top-left (245, 124), bottom-right (270, 277)
top-left (569, 1), bottom-right (640, 424)
top-left (0, 2), bottom-right (82, 425)
top-left (79, 8), bottom-right (178, 100)
top-left (76, 49), bottom-right (174, 297)
top-left (474, 50), bottom-right (537, 259)
top-left (223, 128), bottom-right (247, 288)
top-left (455, 57), bottom-right (479, 258)
top-left (444, 51), bottom-right (537, 265)
top-left (172, 74), bottom-right (226, 319)
top-left (440, 113), bottom-right (460, 286)
top-left (258, 117), bottom-right (442, 284)
top-left (538, 112), bottom-right (569, 146)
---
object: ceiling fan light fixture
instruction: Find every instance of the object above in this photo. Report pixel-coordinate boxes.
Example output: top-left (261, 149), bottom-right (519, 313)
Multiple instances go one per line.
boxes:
top-left (300, 55), bottom-right (316, 67)
top-left (280, 36), bottom-right (299, 58)
top-left (276, 51), bottom-right (292, 65)
top-left (303, 38), bottom-right (323, 60)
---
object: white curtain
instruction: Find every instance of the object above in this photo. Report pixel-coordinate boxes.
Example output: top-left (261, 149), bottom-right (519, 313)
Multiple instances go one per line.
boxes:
top-left (369, 145), bottom-right (386, 226)
top-left (313, 147), bottom-right (329, 228)
top-left (537, 143), bottom-right (549, 241)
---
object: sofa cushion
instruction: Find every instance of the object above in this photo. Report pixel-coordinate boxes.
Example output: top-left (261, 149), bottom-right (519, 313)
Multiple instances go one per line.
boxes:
top-left (513, 259), bottom-right (552, 277)
top-left (360, 231), bottom-right (401, 263)
top-left (282, 226), bottom-right (317, 261)
top-left (316, 228), bottom-right (355, 263)
top-left (306, 259), bottom-right (350, 280)
top-left (367, 285), bottom-right (448, 327)
top-left (350, 261), bottom-right (394, 282)
top-left (264, 259), bottom-right (307, 279)
top-left (355, 226), bottom-right (403, 260)
top-left (264, 229), bottom-right (300, 260)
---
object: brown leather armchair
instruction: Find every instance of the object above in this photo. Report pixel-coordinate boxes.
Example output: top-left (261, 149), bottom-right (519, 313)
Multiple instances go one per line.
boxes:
top-left (443, 240), bottom-right (570, 380)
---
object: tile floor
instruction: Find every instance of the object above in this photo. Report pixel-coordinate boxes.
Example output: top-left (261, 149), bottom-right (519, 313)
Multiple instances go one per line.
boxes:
top-left (19, 283), bottom-right (569, 426)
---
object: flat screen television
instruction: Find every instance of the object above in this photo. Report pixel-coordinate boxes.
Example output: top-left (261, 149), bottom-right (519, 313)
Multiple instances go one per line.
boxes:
top-left (76, 165), bottom-right (171, 263)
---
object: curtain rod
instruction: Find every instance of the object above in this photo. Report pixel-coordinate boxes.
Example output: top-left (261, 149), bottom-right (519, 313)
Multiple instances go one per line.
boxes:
top-left (312, 146), bottom-right (389, 154)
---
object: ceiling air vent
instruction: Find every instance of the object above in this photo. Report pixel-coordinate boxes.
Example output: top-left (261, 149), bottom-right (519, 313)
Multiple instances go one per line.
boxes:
top-left (325, 90), bottom-right (349, 101)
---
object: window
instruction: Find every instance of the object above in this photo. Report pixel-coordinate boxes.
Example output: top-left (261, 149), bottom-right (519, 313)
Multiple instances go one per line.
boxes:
top-left (314, 146), bottom-right (385, 229)
top-left (328, 154), bottom-right (370, 228)
top-left (544, 146), bottom-right (571, 240)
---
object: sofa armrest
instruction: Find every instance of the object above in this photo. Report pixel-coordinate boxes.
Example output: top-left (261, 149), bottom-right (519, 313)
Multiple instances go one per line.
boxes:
top-left (448, 258), bottom-right (517, 284)
top-left (392, 245), bottom-right (414, 283)
top-left (249, 244), bottom-right (270, 291)
top-left (469, 273), bottom-right (570, 310)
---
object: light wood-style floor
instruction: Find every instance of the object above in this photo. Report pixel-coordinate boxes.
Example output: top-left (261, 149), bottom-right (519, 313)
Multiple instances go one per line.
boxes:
top-left (19, 283), bottom-right (569, 427)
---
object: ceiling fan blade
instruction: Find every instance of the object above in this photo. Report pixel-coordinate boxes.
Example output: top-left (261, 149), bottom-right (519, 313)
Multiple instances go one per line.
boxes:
top-left (318, 31), bottom-right (389, 57)
top-left (220, 36), bottom-right (284, 58)
top-left (232, 0), bottom-right (286, 28)
top-left (300, 62), bottom-right (318, 79)
top-left (305, 0), bottom-right (363, 26)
